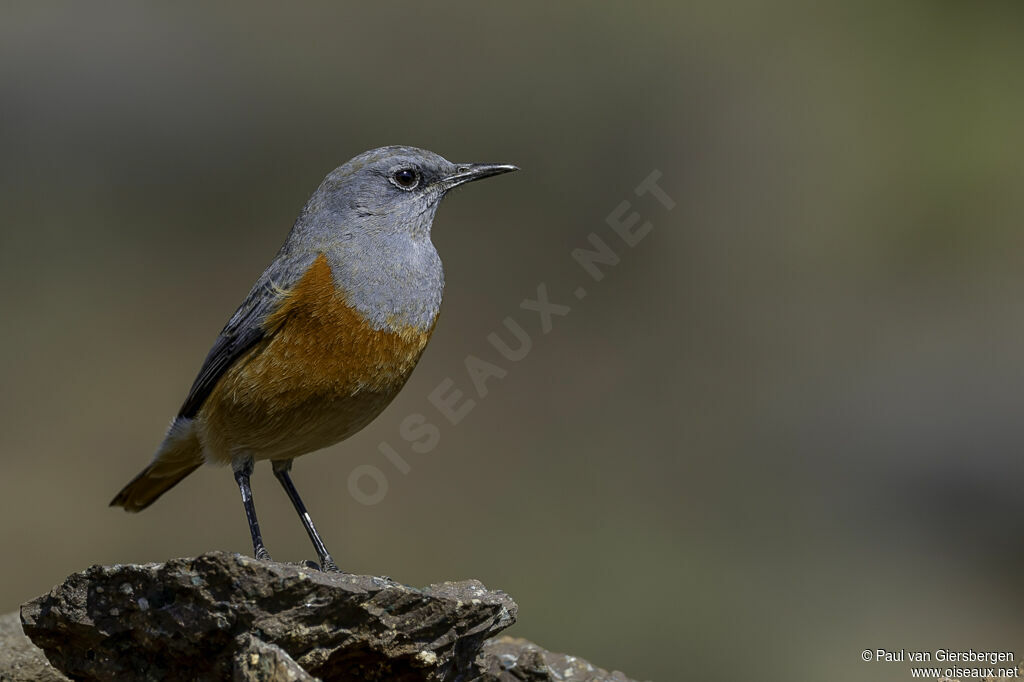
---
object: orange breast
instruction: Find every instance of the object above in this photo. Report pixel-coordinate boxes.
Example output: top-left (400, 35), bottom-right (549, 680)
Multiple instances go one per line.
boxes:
top-left (197, 254), bottom-right (435, 463)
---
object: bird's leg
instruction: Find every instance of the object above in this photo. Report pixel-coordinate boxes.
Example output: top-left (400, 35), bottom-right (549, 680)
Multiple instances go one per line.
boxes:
top-left (272, 459), bottom-right (340, 572)
top-left (232, 455), bottom-right (271, 561)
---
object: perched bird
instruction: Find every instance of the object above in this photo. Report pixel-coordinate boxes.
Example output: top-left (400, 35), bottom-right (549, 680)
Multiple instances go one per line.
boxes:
top-left (111, 146), bottom-right (517, 570)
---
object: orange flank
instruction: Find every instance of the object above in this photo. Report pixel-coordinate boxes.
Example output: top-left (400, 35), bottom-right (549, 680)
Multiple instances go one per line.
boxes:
top-left (197, 254), bottom-right (434, 464)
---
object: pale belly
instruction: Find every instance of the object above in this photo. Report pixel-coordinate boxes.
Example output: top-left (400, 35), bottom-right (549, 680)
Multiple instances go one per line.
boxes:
top-left (197, 378), bottom-right (407, 463)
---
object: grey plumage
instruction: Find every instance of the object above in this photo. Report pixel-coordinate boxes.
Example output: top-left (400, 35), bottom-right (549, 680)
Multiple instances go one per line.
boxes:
top-left (179, 146), bottom-right (514, 420)
top-left (112, 146), bottom-right (516, 536)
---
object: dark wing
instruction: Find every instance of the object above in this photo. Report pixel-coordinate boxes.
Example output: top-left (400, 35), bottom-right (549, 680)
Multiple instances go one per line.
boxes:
top-left (176, 251), bottom-right (316, 419)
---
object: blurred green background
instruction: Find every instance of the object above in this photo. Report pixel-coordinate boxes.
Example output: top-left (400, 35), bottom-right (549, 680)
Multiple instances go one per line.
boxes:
top-left (3, 3), bottom-right (1024, 680)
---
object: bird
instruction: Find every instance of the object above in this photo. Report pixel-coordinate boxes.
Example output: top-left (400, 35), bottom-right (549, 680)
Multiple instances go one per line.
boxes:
top-left (111, 146), bottom-right (517, 571)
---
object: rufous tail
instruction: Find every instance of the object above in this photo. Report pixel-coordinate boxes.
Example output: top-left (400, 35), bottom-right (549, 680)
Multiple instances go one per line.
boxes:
top-left (110, 418), bottom-right (204, 512)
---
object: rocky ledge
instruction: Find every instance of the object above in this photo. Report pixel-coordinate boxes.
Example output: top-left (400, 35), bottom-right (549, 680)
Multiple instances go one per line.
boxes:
top-left (9, 551), bottom-right (639, 681)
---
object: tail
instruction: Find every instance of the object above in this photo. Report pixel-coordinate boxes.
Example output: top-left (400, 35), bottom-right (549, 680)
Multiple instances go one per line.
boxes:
top-left (110, 418), bottom-right (204, 512)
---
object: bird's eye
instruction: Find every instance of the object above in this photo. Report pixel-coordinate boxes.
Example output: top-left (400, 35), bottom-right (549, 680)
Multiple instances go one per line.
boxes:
top-left (391, 168), bottom-right (420, 190)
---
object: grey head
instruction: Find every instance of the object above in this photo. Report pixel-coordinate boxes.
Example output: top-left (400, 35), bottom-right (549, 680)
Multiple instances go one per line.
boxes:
top-left (275, 145), bottom-right (517, 331)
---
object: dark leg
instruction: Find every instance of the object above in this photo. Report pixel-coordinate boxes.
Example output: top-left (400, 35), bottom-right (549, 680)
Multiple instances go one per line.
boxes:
top-left (233, 456), bottom-right (271, 561)
top-left (272, 459), bottom-right (339, 572)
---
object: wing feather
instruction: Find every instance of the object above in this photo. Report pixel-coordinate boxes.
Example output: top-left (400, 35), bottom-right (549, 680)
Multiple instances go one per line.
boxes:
top-left (176, 250), bottom-right (316, 419)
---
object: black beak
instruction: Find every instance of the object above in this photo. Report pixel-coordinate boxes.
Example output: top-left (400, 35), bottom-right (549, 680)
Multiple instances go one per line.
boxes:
top-left (442, 163), bottom-right (519, 189)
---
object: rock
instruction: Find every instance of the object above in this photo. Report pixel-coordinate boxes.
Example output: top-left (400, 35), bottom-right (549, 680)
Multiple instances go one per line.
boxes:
top-left (475, 636), bottom-right (642, 681)
top-left (232, 634), bottom-right (315, 682)
top-left (21, 552), bottom-right (516, 681)
top-left (15, 553), bottom-right (644, 681)
top-left (0, 611), bottom-right (68, 682)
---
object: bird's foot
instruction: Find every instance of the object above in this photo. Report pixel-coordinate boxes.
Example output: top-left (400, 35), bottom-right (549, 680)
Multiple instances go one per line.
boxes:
top-left (320, 557), bottom-right (341, 573)
top-left (254, 546), bottom-right (272, 562)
